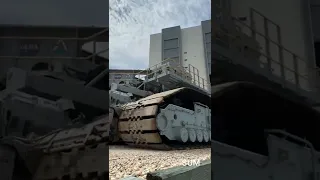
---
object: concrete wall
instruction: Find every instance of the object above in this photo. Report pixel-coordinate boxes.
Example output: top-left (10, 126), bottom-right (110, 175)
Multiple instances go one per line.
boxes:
top-left (149, 23), bottom-right (211, 86)
top-left (230, 0), bottom-right (315, 90)
top-left (201, 20), bottom-right (212, 76)
top-left (0, 0), bottom-right (108, 27)
top-left (181, 26), bottom-right (208, 85)
top-left (149, 33), bottom-right (162, 67)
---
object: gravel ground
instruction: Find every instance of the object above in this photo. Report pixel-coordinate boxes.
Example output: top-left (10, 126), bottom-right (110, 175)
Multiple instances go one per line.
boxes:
top-left (109, 145), bottom-right (211, 180)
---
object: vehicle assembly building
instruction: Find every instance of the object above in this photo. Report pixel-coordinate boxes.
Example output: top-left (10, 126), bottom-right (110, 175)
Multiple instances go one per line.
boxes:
top-left (149, 20), bottom-right (212, 89)
top-left (108, 19), bottom-right (212, 153)
top-left (110, 20), bottom-right (212, 91)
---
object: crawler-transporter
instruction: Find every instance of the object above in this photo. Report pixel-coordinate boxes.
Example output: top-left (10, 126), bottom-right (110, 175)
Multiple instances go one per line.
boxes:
top-left (0, 47), bottom-right (211, 179)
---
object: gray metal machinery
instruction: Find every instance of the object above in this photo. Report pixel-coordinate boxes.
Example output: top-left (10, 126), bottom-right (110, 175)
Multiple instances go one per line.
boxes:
top-left (138, 58), bottom-right (211, 93)
top-left (109, 57), bottom-right (211, 148)
top-left (107, 14), bottom-right (213, 144)
top-left (212, 0), bottom-right (320, 103)
top-left (0, 24), bottom-right (211, 179)
top-left (0, 17), bottom-right (211, 180)
top-left (212, 0), bottom-right (320, 180)
top-left (0, 27), bottom-right (111, 180)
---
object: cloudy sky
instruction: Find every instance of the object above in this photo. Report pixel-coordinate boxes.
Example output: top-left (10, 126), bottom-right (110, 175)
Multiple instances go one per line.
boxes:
top-left (109, 0), bottom-right (211, 70)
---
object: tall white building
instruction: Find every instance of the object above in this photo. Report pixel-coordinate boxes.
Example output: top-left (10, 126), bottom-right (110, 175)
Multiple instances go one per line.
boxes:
top-left (149, 20), bottom-right (211, 86)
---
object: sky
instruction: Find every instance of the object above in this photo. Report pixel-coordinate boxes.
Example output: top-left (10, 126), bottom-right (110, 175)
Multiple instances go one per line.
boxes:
top-left (109, 0), bottom-right (211, 70)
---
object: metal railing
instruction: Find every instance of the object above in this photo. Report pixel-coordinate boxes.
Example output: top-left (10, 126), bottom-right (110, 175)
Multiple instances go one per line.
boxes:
top-left (109, 72), bottom-right (142, 83)
top-left (0, 28), bottom-right (108, 62)
top-left (136, 58), bottom-right (211, 91)
top-left (213, 8), bottom-right (320, 94)
top-left (265, 129), bottom-right (317, 180)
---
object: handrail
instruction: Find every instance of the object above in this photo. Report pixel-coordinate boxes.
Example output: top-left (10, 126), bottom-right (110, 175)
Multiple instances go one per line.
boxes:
top-left (265, 129), bottom-right (316, 180)
top-left (213, 20), bottom-right (320, 91)
top-left (231, 16), bottom-right (305, 63)
top-left (136, 58), bottom-right (211, 91)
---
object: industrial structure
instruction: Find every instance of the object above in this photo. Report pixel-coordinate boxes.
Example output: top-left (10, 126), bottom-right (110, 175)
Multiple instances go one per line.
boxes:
top-left (110, 20), bottom-right (212, 91)
top-left (108, 20), bottom-right (212, 150)
top-left (109, 69), bottom-right (145, 86)
top-left (0, 1), bottom-right (111, 180)
top-left (212, 0), bottom-right (320, 179)
top-left (110, 20), bottom-right (212, 93)
top-left (0, 0), bottom-right (108, 71)
top-left (213, 0), bottom-right (320, 103)
top-left (149, 20), bottom-right (212, 90)
top-left (0, 1), bottom-right (212, 178)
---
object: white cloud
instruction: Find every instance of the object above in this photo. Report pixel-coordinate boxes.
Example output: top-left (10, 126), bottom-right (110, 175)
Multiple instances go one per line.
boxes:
top-left (109, 0), bottom-right (211, 70)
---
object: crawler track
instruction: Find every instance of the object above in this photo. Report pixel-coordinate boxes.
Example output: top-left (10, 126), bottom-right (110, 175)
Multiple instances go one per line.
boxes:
top-left (34, 144), bottom-right (109, 180)
top-left (118, 88), bottom-right (211, 150)
top-left (31, 114), bottom-right (111, 180)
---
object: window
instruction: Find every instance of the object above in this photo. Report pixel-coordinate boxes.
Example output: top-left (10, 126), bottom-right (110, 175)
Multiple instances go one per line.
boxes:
top-left (164, 39), bottom-right (179, 49)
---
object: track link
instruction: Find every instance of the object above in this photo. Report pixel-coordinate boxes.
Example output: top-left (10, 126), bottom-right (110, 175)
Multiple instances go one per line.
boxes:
top-left (33, 143), bottom-right (109, 180)
top-left (118, 88), bottom-right (211, 150)
top-left (31, 114), bottom-right (111, 180)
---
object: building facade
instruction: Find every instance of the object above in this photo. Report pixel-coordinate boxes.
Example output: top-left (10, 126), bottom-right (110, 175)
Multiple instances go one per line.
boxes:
top-left (149, 20), bottom-right (211, 86)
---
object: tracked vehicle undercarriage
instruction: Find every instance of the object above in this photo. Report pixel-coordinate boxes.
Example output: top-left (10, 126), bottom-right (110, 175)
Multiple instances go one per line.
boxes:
top-left (0, 64), bottom-right (111, 180)
top-left (118, 87), bottom-right (211, 150)
top-left (0, 28), bottom-right (113, 180)
top-left (109, 59), bottom-right (212, 150)
top-left (0, 53), bottom-right (211, 179)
